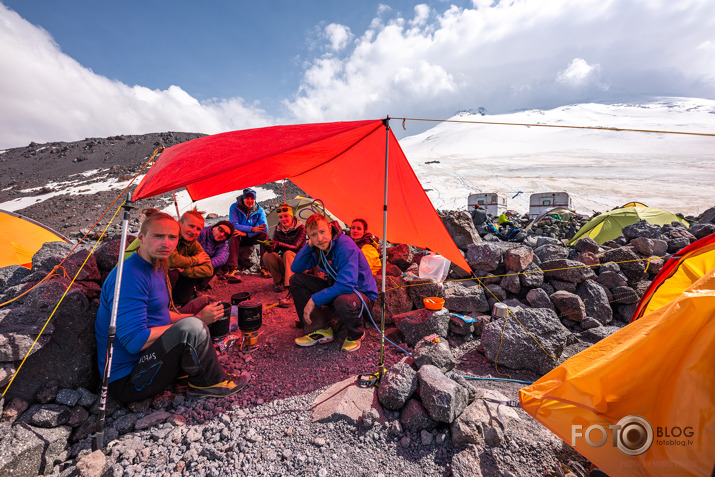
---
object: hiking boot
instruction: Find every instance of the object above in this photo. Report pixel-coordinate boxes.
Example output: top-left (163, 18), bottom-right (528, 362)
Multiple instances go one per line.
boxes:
top-left (341, 332), bottom-right (365, 353)
top-left (259, 269), bottom-right (272, 279)
top-left (273, 283), bottom-right (285, 293)
top-left (278, 289), bottom-right (292, 308)
top-left (295, 328), bottom-right (334, 347)
top-left (187, 371), bottom-right (250, 399)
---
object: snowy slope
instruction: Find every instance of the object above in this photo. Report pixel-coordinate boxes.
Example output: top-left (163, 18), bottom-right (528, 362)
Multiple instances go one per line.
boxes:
top-left (400, 97), bottom-right (715, 216)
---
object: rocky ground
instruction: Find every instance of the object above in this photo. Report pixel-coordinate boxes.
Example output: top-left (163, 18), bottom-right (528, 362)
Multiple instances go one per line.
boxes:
top-left (0, 133), bottom-right (588, 476)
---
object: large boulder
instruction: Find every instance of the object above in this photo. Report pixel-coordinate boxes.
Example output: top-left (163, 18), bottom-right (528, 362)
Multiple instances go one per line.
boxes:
top-left (481, 307), bottom-right (571, 374)
top-left (622, 220), bottom-right (662, 240)
top-left (576, 280), bottom-right (613, 325)
top-left (533, 244), bottom-right (569, 263)
top-left (0, 266), bottom-right (33, 290)
top-left (438, 210), bottom-right (482, 251)
top-left (412, 337), bottom-right (456, 372)
top-left (442, 282), bottom-right (489, 314)
top-left (400, 399), bottom-right (437, 432)
top-left (405, 278), bottom-right (444, 309)
top-left (386, 244), bottom-right (413, 271)
top-left (393, 308), bottom-right (451, 347)
top-left (600, 247), bottom-right (646, 283)
top-left (371, 275), bottom-right (413, 324)
top-left (417, 365), bottom-right (468, 423)
top-left (3, 278), bottom-right (99, 401)
top-left (526, 288), bottom-right (555, 311)
top-left (541, 259), bottom-right (596, 283)
top-left (465, 243), bottom-right (503, 272)
top-left (550, 290), bottom-right (586, 322)
top-left (572, 237), bottom-right (600, 254)
top-left (519, 262), bottom-right (544, 288)
top-left (503, 246), bottom-right (533, 272)
top-left (94, 235), bottom-right (136, 275)
top-left (376, 358), bottom-right (418, 411)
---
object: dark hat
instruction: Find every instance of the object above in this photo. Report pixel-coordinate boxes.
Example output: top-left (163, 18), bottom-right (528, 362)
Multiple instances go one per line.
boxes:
top-left (242, 188), bottom-right (257, 200)
top-left (213, 220), bottom-right (235, 235)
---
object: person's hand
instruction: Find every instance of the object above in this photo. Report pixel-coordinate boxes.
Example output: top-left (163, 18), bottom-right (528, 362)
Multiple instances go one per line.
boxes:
top-left (252, 224), bottom-right (267, 233)
top-left (303, 298), bottom-right (315, 326)
top-left (197, 302), bottom-right (224, 325)
top-left (196, 251), bottom-right (211, 263)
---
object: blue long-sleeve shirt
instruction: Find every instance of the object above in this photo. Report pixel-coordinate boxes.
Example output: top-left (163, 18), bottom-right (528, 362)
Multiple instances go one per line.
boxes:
top-left (291, 233), bottom-right (378, 307)
top-left (229, 202), bottom-right (267, 238)
top-left (95, 253), bottom-right (171, 382)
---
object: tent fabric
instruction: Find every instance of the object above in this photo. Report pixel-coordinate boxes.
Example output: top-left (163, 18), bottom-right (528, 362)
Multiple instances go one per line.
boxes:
top-left (568, 206), bottom-right (689, 246)
top-left (132, 120), bottom-right (470, 272)
top-left (265, 196), bottom-right (344, 232)
top-left (519, 267), bottom-right (715, 476)
top-left (632, 232), bottom-right (715, 321)
top-left (0, 209), bottom-right (70, 268)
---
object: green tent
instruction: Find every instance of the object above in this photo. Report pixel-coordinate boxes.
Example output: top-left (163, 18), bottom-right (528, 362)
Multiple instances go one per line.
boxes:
top-left (568, 206), bottom-right (688, 246)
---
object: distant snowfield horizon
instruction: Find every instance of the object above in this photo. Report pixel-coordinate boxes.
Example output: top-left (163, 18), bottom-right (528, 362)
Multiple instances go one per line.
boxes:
top-left (1, 97), bottom-right (713, 221)
top-left (401, 97), bottom-right (715, 217)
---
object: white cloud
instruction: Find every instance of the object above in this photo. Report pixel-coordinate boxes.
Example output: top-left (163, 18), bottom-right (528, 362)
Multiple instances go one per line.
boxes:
top-left (324, 23), bottom-right (353, 52)
top-left (556, 58), bottom-right (608, 91)
top-left (0, 4), bottom-right (273, 148)
top-left (285, 0), bottom-right (715, 125)
top-left (1, 0), bottom-right (714, 147)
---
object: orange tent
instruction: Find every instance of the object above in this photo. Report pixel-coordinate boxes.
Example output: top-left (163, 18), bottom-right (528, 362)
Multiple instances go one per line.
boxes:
top-left (132, 119), bottom-right (470, 272)
top-left (632, 232), bottom-right (715, 321)
top-left (519, 236), bottom-right (715, 476)
top-left (0, 209), bottom-right (70, 268)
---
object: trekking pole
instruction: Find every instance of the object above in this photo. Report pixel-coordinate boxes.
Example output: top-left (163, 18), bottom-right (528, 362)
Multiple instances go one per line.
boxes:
top-left (357, 116), bottom-right (390, 388)
top-left (92, 195), bottom-right (133, 452)
top-left (378, 116), bottom-right (390, 382)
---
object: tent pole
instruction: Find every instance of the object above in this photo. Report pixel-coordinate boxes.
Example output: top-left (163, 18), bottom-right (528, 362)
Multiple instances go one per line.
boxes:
top-left (172, 190), bottom-right (181, 220)
top-left (92, 195), bottom-right (133, 452)
top-left (379, 117), bottom-right (390, 380)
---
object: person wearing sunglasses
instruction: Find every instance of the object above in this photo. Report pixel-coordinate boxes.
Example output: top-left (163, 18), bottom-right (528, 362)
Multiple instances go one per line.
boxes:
top-left (196, 220), bottom-right (235, 290)
top-left (262, 204), bottom-right (306, 308)
top-left (227, 188), bottom-right (270, 274)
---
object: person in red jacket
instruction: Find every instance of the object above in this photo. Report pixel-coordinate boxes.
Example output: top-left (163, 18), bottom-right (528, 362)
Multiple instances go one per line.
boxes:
top-left (262, 204), bottom-right (306, 307)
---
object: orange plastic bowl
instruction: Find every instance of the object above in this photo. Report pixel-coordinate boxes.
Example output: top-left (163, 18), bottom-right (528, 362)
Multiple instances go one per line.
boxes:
top-left (423, 297), bottom-right (445, 310)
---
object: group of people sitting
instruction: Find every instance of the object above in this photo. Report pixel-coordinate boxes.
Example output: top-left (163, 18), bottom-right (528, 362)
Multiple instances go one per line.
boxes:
top-left (95, 188), bottom-right (384, 403)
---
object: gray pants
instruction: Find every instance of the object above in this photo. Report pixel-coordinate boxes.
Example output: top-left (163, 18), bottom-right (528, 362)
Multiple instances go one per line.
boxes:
top-left (108, 317), bottom-right (224, 403)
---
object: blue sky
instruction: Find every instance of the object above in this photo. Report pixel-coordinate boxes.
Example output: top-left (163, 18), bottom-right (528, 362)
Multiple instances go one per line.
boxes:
top-left (1, 0), bottom-right (714, 148)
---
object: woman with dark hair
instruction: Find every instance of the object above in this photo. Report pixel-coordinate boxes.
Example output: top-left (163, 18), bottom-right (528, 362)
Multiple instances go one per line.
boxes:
top-left (348, 219), bottom-right (381, 274)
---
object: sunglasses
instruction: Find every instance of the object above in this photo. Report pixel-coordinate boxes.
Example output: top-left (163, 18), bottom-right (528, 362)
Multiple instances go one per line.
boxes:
top-left (277, 207), bottom-right (292, 214)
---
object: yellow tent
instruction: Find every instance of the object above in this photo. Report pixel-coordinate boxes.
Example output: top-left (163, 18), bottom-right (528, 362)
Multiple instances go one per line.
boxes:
top-left (568, 206), bottom-right (688, 246)
top-left (519, 266), bottom-right (715, 476)
top-left (0, 210), bottom-right (70, 268)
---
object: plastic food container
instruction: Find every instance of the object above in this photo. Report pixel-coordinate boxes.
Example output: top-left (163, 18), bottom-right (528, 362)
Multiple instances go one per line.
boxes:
top-left (423, 297), bottom-right (445, 310)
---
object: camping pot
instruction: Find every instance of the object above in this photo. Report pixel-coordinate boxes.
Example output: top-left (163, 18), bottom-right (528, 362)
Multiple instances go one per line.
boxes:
top-left (238, 300), bottom-right (263, 333)
top-left (492, 303), bottom-right (509, 319)
top-left (209, 302), bottom-right (232, 341)
top-left (231, 292), bottom-right (250, 305)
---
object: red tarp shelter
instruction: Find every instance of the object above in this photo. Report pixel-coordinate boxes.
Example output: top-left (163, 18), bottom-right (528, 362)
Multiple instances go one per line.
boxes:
top-left (132, 119), bottom-right (470, 272)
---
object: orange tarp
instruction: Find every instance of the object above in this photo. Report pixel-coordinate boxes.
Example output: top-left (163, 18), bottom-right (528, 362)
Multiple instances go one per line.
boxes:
top-left (132, 120), bottom-right (470, 272)
top-left (519, 268), bottom-right (715, 476)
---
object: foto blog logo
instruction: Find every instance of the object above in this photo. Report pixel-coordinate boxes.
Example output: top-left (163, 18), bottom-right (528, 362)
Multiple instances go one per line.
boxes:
top-left (572, 415), bottom-right (654, 456)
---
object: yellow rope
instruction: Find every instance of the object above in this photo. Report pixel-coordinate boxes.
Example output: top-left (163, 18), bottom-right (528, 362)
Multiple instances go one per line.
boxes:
top-left (397, 116), bottom-right (715, 137)
top-left (0, 148), bottom-right (161, 311)
top-left (2, 203), bottom-right (124, 398)
top-left (381, 254), bottom-right (664, 372)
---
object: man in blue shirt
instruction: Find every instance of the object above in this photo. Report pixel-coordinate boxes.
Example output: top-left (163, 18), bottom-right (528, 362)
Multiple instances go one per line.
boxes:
top-left (227, 188), bottom-right (269, 272)
top-left (95, 212), bottom-right (249, 402)
top-left (290, 214), bottom-right (378, 352)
